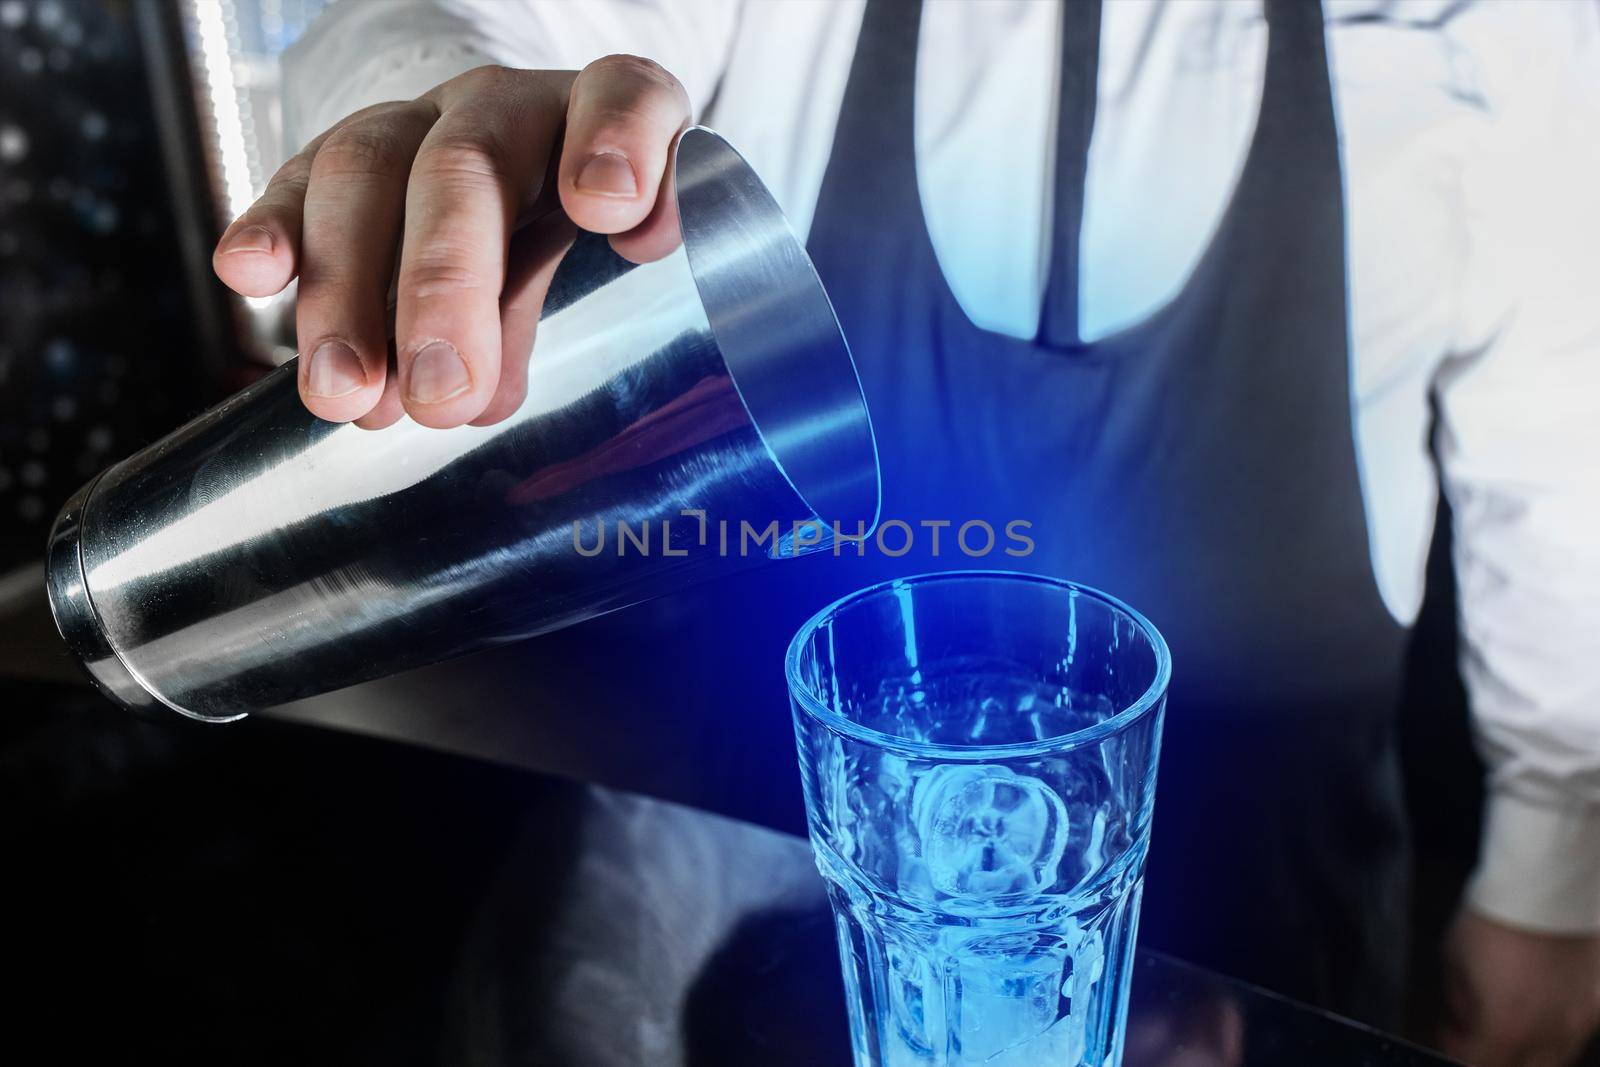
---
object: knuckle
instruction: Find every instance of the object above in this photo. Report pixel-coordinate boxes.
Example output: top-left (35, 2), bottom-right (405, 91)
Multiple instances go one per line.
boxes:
top-left (314, 124), bottom-right (412, 179)
top-left (452, 63), bottom-right (522, 97)
top-left (341, 98), bottom-right (416, 125)
top-left (402, 252), bottom-right (489, 302)
top-left (267, 156), bottom-right (312, 196)
top-left (415, 132), bottom-right (507, 186)
top-left (269, 153), bottom-right (309, 183)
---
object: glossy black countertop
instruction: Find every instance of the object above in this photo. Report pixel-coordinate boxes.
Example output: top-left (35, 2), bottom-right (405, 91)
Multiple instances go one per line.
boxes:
top-left (2, 677), bottom-right (1453, 1066)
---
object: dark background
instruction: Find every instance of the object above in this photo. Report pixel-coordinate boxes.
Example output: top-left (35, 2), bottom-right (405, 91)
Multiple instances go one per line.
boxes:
top-left (0, 0), bottom-right (232, 569)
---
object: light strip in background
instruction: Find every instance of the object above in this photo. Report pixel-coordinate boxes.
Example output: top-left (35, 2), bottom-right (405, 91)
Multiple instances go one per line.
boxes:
top-left (182, 1), bottom-right (338, 323)
top-left (189, 0), bottom-right (254, 222)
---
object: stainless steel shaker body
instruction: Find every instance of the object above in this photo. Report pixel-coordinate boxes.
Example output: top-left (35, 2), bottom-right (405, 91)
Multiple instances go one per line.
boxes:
top-left (46, 127), bottom-right (880, 722)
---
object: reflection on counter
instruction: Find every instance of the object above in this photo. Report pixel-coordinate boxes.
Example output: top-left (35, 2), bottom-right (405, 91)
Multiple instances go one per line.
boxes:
top-left (3, 679), bottom-right (1454, 1066)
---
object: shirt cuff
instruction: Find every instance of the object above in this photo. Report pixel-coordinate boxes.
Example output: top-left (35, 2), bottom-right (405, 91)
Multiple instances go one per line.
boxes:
top-left (1466, 791), bottom-right (1600, 934)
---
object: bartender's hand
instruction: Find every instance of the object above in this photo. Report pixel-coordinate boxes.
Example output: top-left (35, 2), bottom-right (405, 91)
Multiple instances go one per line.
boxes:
top-left (1437, 905), bottom-right (1600, 1067)
top-left (211, 58), bottom-right (690, 429)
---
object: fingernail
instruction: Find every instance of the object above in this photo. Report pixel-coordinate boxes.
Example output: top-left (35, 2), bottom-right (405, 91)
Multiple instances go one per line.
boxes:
top-left (575, 151), bottom-right (637, 197)
top-left (305, 340), bottom-right (366, 398)
top-left (406, 340), bottom-right (471, 404)
top-left (224, 225), bottom-right (274, 255)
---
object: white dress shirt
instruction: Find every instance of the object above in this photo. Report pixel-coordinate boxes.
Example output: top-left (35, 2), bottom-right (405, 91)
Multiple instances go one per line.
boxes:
top-left (281, 0), bottom-right (1600, 932)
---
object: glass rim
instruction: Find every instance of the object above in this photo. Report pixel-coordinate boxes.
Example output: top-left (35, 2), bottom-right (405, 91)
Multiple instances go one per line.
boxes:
top-left (785, 570), bottom-right (1173, 761)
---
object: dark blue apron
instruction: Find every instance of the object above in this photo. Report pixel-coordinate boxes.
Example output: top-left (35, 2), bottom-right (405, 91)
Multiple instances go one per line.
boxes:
top-left (524, 0), bottom-right (1411, 1026)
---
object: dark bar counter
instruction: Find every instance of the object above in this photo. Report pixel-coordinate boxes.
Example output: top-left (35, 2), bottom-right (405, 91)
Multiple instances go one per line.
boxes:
top-left (1, 675), bottom-right (1453, 1066)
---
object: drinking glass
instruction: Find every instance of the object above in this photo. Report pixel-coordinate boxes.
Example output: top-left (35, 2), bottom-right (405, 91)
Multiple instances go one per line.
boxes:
top-left (788, 571), bottom-right (1171, 1066)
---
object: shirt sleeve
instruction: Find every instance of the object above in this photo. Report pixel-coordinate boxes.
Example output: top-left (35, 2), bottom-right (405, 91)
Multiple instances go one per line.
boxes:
top-left (1435, 0), bottom-right (1600, 934)
top-left (280, 0), bottom-right (742, 154)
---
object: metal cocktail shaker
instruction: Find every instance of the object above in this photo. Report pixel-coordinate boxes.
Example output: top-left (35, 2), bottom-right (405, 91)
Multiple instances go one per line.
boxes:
top-left (45, 127), bottom-right (880, 723)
